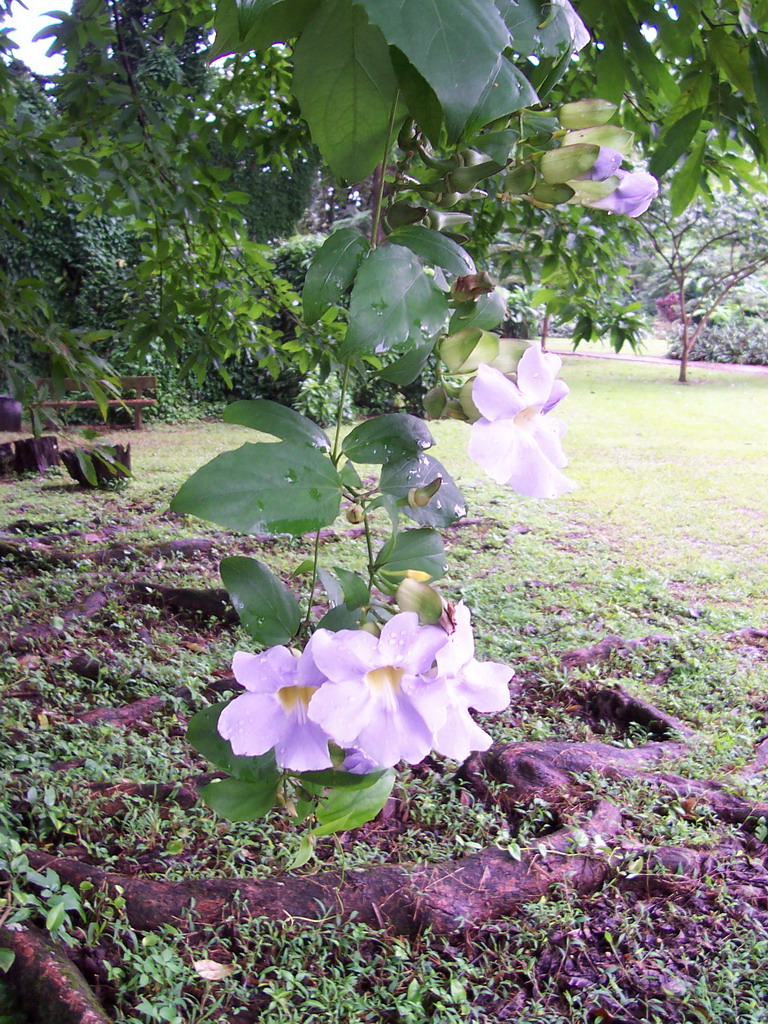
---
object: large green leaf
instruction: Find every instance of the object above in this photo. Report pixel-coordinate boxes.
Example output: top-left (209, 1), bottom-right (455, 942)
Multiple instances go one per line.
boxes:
top-left (357, 0), bottom-right (510, 140)
top-left (293, 0), bottom-right (405, 182)
top-left (220, 556), bottom-right (302, 646)
top-left (224, 399), bottom-right (330, 450)
top-left (670, 135), bottom-right (706, 216)
top-left (342, 244), bottom-right (447, 356)
top-left (302, 228), bottom-right (368, 323)
top-left (211, 0), bottom-right (319, 57)
top-left (387, 226), bottom-right (475, 276)
top-left (200, 777), bottom-right (279, 822)
top-left (449, 290), bottom-right (507, 332)
top-left (375, 527), bottom-right (447, 582)
top-left (380, 453), bottom-right (466, 527)
top-left (187, 703), bottom-right (279, 782)
top-left (648, 107), bottom-right (705, 179)
top-left (464, 55), bottom-right (538, 135)
top-left (378, 336), bottom-right (435, 386)
top-left (342, 413), bottom-right (434, 464)
top-left (495, 0), bottom-right (583, 57)
top-left (171, 441), bottom-right (342, 536)
top-left (389, 47), bottom-right (443, 145)
top-left (313, 769), bottom-right (395, 836)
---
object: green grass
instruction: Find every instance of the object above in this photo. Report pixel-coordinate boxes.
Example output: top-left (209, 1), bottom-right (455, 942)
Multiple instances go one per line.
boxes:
top-left (2, 356), bottom-right (768, 1023)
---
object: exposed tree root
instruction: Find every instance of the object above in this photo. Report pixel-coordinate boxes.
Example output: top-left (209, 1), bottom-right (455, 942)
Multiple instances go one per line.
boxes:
top-left (0, 536), bottom-right (213, 567)
top-left (25, 801), bottom-right (623, 937)
top-left (561, 634), bottom-right (669, 669)
top-left (0, 923), bottom-right (111, 1024)
top-left (464, 741), bottom-right (768, 829)
top-left (128, 583), bottom-right (237, 622)
top-left (587, 684), bottom-right (695, 739)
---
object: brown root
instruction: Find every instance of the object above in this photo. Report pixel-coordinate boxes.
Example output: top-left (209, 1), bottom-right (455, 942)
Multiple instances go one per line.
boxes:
top-left (25, 801), bottom-right (623, 938)
top-left (0, 923), bottom-right (111, 1024)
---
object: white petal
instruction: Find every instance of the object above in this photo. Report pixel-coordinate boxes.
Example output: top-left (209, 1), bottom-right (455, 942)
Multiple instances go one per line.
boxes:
top-left (433, 706), bottom-right (494, 761)
top-left (275, 720), bottom-right (333, 772)
top-left (310, 627), bottom-right (378, 683)
top-left (468, 417), bottom-right (523, 485)
top-left (218, 692), bottom-right (287, 756)
top-left (308, 678), bottom-right (376, 746)
top-left (379, 613), bottom-right (447, 672)
top-left (516, 346), bottom-right (563, 408)
top-left (232, 646), bottom-right (297, 694)
top-left (472, 363), bottom-right (525, 421)
top-left (504, 429), bottom-right (576, 498)
top-left (457, 659), bottom-right (513, 712)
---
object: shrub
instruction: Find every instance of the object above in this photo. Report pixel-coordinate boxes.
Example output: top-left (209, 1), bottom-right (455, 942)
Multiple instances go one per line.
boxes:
top-left (666, 315), bottom-right (768, 365)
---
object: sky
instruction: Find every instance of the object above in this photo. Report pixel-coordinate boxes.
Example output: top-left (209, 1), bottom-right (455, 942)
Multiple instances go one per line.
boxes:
top-left (3, 0), bottom-right (71, 74)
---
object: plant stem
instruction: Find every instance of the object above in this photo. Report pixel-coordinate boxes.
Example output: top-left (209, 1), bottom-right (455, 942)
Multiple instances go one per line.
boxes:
top-left (303, 526), bottom-right (323, 634)
top-left (369, 91), bottom-right (400, 250)
top-left (331, 361), bottom-right (351, 465)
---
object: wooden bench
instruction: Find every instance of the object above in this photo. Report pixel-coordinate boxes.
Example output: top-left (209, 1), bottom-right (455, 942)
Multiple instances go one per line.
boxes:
top-left (35, 376), bottom-right (157, 431)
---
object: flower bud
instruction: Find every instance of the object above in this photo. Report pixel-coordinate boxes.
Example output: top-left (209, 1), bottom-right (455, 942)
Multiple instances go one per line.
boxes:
top-left (441, 327), bottom-right (499, 374)
top-left (446, 159), bottom-right (505, 193)
top-left (407, 475), bottom-right (442, 508)
top-left (540, 143), bottom-right (600, 184)
top-left (444, 399), bottom-right (469, 421)
top-left (396, 578), bottom-right (444, 624)
top-left (558, 99), bottom-right (617, 129)
top-left (459, 378), bottom-right (481, 421)
top-left (346, 504), bottom-right (364, 524)
top-left (423, 386), bottom-right (447, 419)
top-left (385, 201), bottom-right (427, 228)
top-left (504, 162), bottom-right (536, 195)
top-left (562, 125), bottom-right (633, 154)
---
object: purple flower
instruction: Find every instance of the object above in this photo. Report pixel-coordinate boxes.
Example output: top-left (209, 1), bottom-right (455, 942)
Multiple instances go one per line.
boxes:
top-left (430, 603), bottom-right (513, 760)
top-left (584, 169), bottom-right (659, 217)
top-left (307, 612), bottom-right (450, 768)
top-left (218, 640), bottom-right (333, 772)
top-left (468, 346), bottom-right (576, 499)
top-left (576, 146), bottom-right (623, 182)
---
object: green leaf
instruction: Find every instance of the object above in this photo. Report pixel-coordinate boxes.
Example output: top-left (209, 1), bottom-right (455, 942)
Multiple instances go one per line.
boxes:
top-left (464, 55), bottom-right (538, 135)
top-left (312, 769), bottom-right (395, 836)
top-left (357, 0), bottom-right (510, 140)
top-left (293, 0), bottom-right (405, 182)
top-left (343, 413), bottom-right (434, 464)
top-left (45, 903), bottom-right (67, 933)
top-left (387, 225), bottom-right (475, 276)
top-left (389, 47), bottom-right (443, 145)
top-left (495, 0), bottom-right (583, 57)
top-left (342, 245), bottom-right (447, 356)
top-left (302, 766), bottom-right (388, 788)
top-left (670, 134), bottom-right (706, 215)
top-left (378, 336), bottom-right (435, 386)
top-left (375, 527), bottom-right (446, 582)
top-left (708, 27), bottom-right (755, 102)
top-left (171, 440), bottom-right (342, 537)
top-left (200, 777), bottom-right (279, 822)
top-left (317, 604), bottom-right (365, 631)
top-left (210, 0), bottom-right (318, 57)
top-left (187, 703), bottom-right (279, 781)
top-left (333, 567), bottom-right (370, 608)
top-left (0, 949), bottom-right (15, 974)
top-left (318, 567), bottom-right (345, 607)
top-left (303, 228), bottom-right (368, 323)
top-left (449, 290), bottom-right (507, 332)
top-left (220, 556), bottom-right (301, 646)
top-left (380, 453), bottom-right (466, 527)
top-left (289, 834), bottom-right (316, 868)
top-left (749, 38), bottom-right (768, 124)
top-left (224, 399), bottom-right (330, 450)
top-left (648, 108), bottom-right (705, 178)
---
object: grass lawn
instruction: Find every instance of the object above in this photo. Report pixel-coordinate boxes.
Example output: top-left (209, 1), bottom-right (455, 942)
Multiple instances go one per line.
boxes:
top-left (1, 355), bottom-right (767, 1024)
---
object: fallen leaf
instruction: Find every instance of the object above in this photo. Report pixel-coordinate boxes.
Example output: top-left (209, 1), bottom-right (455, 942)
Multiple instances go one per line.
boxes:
top-left (193, 959), bottom-right (236, 981)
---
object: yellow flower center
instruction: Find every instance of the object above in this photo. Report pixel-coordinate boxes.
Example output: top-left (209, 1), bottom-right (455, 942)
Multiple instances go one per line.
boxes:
top-left (364, 666), bottom-right (404, 695)
top-left (513, 406), bottom-right (540, 432)
top-left (277, 685), bottom-right (317, 713)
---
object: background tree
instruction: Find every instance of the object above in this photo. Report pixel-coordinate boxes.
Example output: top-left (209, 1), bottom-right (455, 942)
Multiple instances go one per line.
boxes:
top-left (638, 189), bottom-right (768, 380)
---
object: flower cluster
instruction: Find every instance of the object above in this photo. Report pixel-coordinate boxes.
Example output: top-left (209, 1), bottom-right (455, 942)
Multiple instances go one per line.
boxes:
top-left (218, 607), bottom-right (512, 772)
top-left (468, 344), bottom-right (576, 499)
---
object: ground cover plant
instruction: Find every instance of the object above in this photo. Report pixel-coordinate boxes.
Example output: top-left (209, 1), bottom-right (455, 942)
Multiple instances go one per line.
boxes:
top-left (1, 356), bottom-right (767, 1023)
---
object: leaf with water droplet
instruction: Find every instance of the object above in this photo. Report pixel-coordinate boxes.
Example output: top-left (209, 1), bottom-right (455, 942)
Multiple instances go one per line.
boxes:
top-left (379, 453), bottom-right (466, 527)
